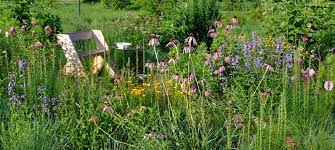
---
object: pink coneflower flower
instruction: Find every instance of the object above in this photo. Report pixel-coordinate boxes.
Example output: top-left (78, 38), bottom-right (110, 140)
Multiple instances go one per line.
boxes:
top-left (324, 81), bottom-right (334, 91)
top-left (101, 102), bottom-right (113, 112)
top-left (264, 64), bottom-right (274, 72)
top-left (218, 65), bottom-right (225, 72)
top-left (172, 73), bottom-right (180, 81)
top-left (149, 34), bottom-right (160, 46)
top-left (183, 43), bottom-right (192, 54)
top-left (158, 61), bottom-right (169, 72)
top-left (204, 89), bottom-right (211, 97)
top-left (307, 68), bottom-right (315, 77)
top-left (212, 50), bottom-right (220, 61)
top-left (188, 72), bottom-right (195, 82)
top-left (214, 19), bottom-right (222, 28)
top-left (209, 28), bottom-right (217, 39)
top-left (165, 37), bottom-right (180, 48)
top-left (303, 35), bottom-right (309, 43)
top-left (145, 60), bottom-right (155, 70)
top-left (31, 21), bottom-right (38, 26)
top-left (199, 78), bottom-right (206, 84)
top-left (44, 26), bottom-right (52, 33)
top-left (185, 33), bottom-right (197, 46)
top-left (224, 55), bottom-right (232, 63)
top-left (189, 85), bottom-right (197, 94)
top-left (225, 24), bottom-right (233, 33)
top-left (230, 16), bottom-right (238, 26)
top-left (214, 65), bottom-right (225, 75)
top-left (168, 56), bottom-right (179, 64)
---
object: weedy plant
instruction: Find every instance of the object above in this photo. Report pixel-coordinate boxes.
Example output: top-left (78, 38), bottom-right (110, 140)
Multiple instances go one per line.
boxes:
top-left (0, 0), bottom-right (335, 149)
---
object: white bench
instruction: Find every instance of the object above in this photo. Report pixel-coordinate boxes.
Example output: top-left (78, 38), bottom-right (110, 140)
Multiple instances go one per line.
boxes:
top-left (57, 30), bottom-right (116, 77)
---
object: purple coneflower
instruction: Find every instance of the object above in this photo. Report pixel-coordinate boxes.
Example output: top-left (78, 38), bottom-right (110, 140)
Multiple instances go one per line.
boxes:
top-left (189, 85), bottom-right (197, 94)
top-left (212, 50), bottom-right (220, 61)
top-left (158, 61), bottom-right (169, 72)
top-left (230, 16), bottom-right (238, 26)
top-left (225, 24), bottom-right (233, 33)
top-left (307, 68), bottom-right (315, 77)
top-left (303, 35), bottom-right (309, 43)
top-left (264, 64), bottom-right (274, 72)
top-left (188, 72), bottom-right (195, 82)
top-left (185, 33), bottom-right (197, 46)
top-left (31, 21), bottom-right (38, 26)
top-left (324, 81), bottom-right (334, 91)
top-left (44, 26), bottom-right (52, 33)
top-left (145, 60), bottom-right (155, 70)
top-left (183, 43), bottom-right (192, 54)
top-left (214, 65), bottom-right (225, 75)
top-left (172, 73), bottom-right (180, 81)
top-left (204, 89), bottom-right (211, 97)
top-left (224, 55), bottom-right (232, 63)
top-left (149, 34), bottom-right (160, 46)
top-left (168, 56), bottom-right (179, 64)
top-left (214, 19), bottom-right (222, 28)
top-left (101, 102), bottom-right (113, 112)
top-left (165, 37), bottom-right (180, 48)
top-left (209, 28), bottom-right (217, 39)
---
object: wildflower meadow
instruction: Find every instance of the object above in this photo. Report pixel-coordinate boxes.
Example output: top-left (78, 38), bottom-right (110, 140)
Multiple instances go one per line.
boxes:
top-left (0, 0), bottom-right (335, 149)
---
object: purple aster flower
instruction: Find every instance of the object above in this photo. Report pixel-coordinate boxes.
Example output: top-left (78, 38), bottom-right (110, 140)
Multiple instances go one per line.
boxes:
top-left (324, 81), bottom-right (334, 91)
top-left (18, 60), bottom-right (28, 71)
top-left (232, 55), bottom-right (240, 66)
top-left (254, 57), bottom-right (264, 68)
top-left (9, 27), bottom-right (14, 34)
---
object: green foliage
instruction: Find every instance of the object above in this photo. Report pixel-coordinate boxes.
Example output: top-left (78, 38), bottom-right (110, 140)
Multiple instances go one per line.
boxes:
top-left (131, 0), bottom-right (177, 16)
top-left (102, 0), bottom-right (132, 9)
top-left (263, 1), bottom-right (335, 58)
top-left (174, 0), bottom-right (219, 44)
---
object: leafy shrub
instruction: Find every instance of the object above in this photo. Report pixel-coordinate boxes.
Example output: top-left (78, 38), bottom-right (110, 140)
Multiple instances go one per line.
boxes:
top-left (173, 0), bottom-right (219, 45)
top-left (102, 0), bottom-right (132, 9)
top-left (263, 1), bottom-right (335, 59)
top-left (131, 0), bottom-right (177, 16)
